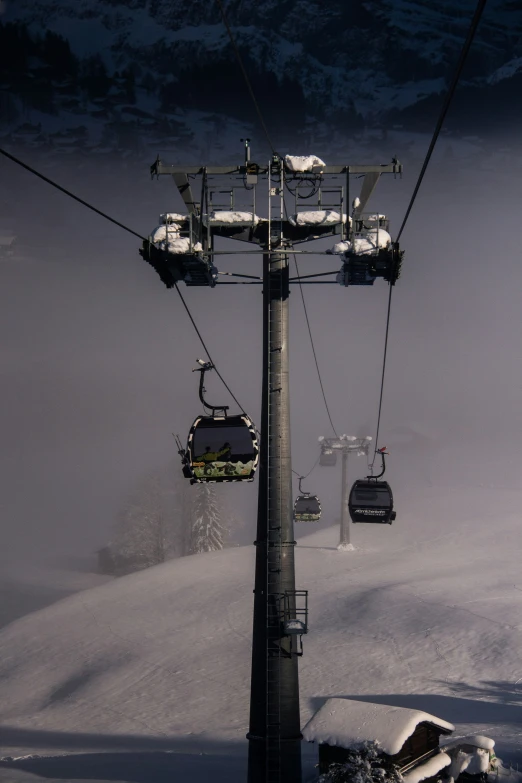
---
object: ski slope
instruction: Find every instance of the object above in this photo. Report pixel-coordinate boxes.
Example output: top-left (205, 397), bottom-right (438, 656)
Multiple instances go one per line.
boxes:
top-left (1, 485), bottom-right (522, 782)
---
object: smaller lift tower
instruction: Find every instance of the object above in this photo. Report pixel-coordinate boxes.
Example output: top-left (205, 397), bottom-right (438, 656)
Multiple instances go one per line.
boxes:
top-left (319, 435), bottom-right (372, 549)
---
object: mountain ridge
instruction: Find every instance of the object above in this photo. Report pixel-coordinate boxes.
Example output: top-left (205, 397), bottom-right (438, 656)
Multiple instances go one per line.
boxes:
top-left (1, 1), bottom-right (522, 156)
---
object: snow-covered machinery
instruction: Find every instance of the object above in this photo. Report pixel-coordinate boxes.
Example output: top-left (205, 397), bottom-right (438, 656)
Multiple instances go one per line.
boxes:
top-left (332, 213), bottom-right (403, 287)
top-left (141, 144), bottom-right (403, 289)
top-left (140, 213), bottom-right (217, 287)
top-left (176, 360), bottom-right (259, 484)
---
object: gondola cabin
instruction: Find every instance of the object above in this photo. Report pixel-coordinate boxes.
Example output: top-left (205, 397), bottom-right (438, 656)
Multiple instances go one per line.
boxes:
top-left (294, 494), bottom-right (321, 522)
top-left (320, 449), bottom-right (337, 467)
top-left (187, 414), bottom-right (258, 482)
top-left (349, 479), bottom-right (396, 524)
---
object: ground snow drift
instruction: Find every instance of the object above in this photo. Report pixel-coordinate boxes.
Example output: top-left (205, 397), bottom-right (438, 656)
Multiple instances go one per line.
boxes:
top-left (1, 487), bottom-right (522, 771)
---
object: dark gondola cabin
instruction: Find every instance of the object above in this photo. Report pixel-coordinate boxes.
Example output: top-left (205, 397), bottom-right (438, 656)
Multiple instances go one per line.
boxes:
top-left (319, 449), bottom-right (337, 467)
top-left (349, 480), bottom-right (396, 524)
top-left (187, 414), bottom-right (258, 482)
top-left (294, 494), bottom-right (321, 522)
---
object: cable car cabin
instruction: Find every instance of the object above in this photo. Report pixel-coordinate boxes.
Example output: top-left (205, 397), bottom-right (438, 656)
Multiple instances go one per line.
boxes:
top-left (320, 449), bottom-right (337, 467)
top-left (294, 494), bottom-right (321, 522)
top-left (187, 414), bottom-right (258, 482)
top-left (348, 480), bottom-right (396, 524)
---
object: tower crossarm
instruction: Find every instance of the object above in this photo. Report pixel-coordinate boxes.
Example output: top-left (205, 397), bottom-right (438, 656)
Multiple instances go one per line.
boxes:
top-left (150, 161), bottom-right (402, 177)
top-left (144, 153), bottom-right (403, 289)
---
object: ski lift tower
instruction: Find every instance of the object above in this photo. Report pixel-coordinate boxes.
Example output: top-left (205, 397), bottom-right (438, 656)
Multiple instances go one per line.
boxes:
top-left (319, 435), bottom-right (372, 548)
top-left (140, 143), bottom-right (403, 783)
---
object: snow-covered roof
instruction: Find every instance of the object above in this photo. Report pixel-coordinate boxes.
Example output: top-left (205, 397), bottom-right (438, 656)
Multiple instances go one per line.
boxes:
top-left (302, 699), bottom-right (454, 755)
top-left (285, 154), bottom-right (325, 173)
top-left (149, 223), bottom-right (202, 254)
top-left (159, 212), bottom-right (188, 224)
top-left (154, 237), bottom-right (203, 254)
top-left (330, 229), bottom-right (392, 256)
top-left (209, 211), bottom-right (261, 226)
top-left (289, 210), bottom-right (348, 227)
top-left (443, 735), bottom-right (495, 751)
top-left (150, 224), bottom-right (180, 244)
top-left (403, 752), bottom-right (451, 783)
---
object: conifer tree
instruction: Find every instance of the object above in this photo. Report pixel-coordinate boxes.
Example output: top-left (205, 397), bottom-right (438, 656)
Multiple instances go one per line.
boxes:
top-left (109, 473), bottom-right (169, 573)
top-left (319, 742), bottom-right (404, 783)
top-left (189, 482), bottom-right (228, 553)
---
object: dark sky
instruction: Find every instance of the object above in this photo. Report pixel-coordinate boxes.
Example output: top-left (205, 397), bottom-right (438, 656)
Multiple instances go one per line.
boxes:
top-left (1, 136), bottom-right (521, 564)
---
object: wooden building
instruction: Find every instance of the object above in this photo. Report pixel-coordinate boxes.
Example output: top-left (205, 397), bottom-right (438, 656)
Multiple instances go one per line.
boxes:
top-left (302, 698), bottom-right (455, 782)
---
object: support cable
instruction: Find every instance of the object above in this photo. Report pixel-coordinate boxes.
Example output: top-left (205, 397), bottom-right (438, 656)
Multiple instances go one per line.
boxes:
top-left (370, 0), bottom-right (487, 468)
top-left (214, 0), bottom-right (277, 156)
top-left (396, 0), bottom-right (488, 242)
top-left (292, 454), bottom-right (320, 482)
top-left (369, 282), bottom-right (393, 471)
top-left (0, 147), bottom-right (246, 414)
top-left (215, 0), bottom-right (339, 439)
top-left (0, 147), bottom-right (145, 240)
top-left (291, 251), bottom-right (339, 438)
top-left (173, 283), bottom-right (247, 414)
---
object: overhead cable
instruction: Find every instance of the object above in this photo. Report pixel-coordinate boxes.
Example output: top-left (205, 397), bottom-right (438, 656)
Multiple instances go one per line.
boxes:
top-left (369, 282), bottom-right (393, 470)
top-left (0, 147), bottom-right (145, 240)
top-left (396, 0), bottom-right (488, 242)
top-left (0, 146), bottom-right (244, 412)
top-left (214, 0), bottom-right (340, 437)
top-left (214, 0), bottom-right (277, 156)
top-left (370, 0), bottom-right (488, 468)
top-left (291, 251), bottom-right (339, 438)
top-left (173, 283), bottom-right (247, 414)
top-left (292, 454), bottom-right (320, 481)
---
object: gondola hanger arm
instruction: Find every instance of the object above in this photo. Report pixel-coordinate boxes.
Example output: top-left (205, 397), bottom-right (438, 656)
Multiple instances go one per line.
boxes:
top-left (367, 447), bottom-right (388, 480)
top-left (192, 359), bottom-right (229, 416)
top-left (297, 476), bottom-right (310, 496)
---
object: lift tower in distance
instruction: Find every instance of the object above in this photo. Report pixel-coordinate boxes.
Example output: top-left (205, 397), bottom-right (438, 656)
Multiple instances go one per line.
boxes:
top-left (319, 435), bottom-right (372, 549)
top-left (140, 144), bottom-right (403, 783)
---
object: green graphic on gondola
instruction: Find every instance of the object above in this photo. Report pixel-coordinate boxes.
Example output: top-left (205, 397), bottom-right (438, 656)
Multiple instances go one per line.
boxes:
top-left (192, 459), bottom-right (255, 478)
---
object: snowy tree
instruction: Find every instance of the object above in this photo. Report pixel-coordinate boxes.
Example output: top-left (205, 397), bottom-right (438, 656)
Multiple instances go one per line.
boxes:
top-left (107, 460), bottom-right (194, 575)
top-left (109, 472), bottom-right (170, 573)
top-left (318, 742), bottom-right (404, 783)
top-left (104, 460), bottom-right (235, 572)
top-left (189, 482), bottom-right (228, 554)
top-left (165, 456), bottom-right (193, 557)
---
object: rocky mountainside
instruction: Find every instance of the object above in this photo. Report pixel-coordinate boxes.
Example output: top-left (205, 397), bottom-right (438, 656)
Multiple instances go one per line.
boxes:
top-left (1, 0), bottom-right (522, 157)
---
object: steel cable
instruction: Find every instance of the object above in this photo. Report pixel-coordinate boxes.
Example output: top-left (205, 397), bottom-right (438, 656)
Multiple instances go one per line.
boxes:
top-left (370, 0), bottom-right (488, 468)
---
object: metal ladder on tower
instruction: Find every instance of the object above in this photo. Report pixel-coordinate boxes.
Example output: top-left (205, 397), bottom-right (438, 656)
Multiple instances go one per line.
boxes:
top-left (265, 154), bottom-right (285, 783)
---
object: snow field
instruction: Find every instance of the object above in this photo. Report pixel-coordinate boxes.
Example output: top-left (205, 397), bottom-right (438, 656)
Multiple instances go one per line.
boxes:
top-left (1, 486), bottom-right (522, 772)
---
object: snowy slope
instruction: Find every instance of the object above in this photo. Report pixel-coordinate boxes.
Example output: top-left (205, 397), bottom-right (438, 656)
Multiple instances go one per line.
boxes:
top-left (1, 486), bottom-right (522, 779)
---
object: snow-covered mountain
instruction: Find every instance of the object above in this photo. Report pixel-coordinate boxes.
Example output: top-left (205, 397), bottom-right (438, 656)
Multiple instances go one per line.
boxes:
top-left (1, 0), bottom-right (522, 157)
